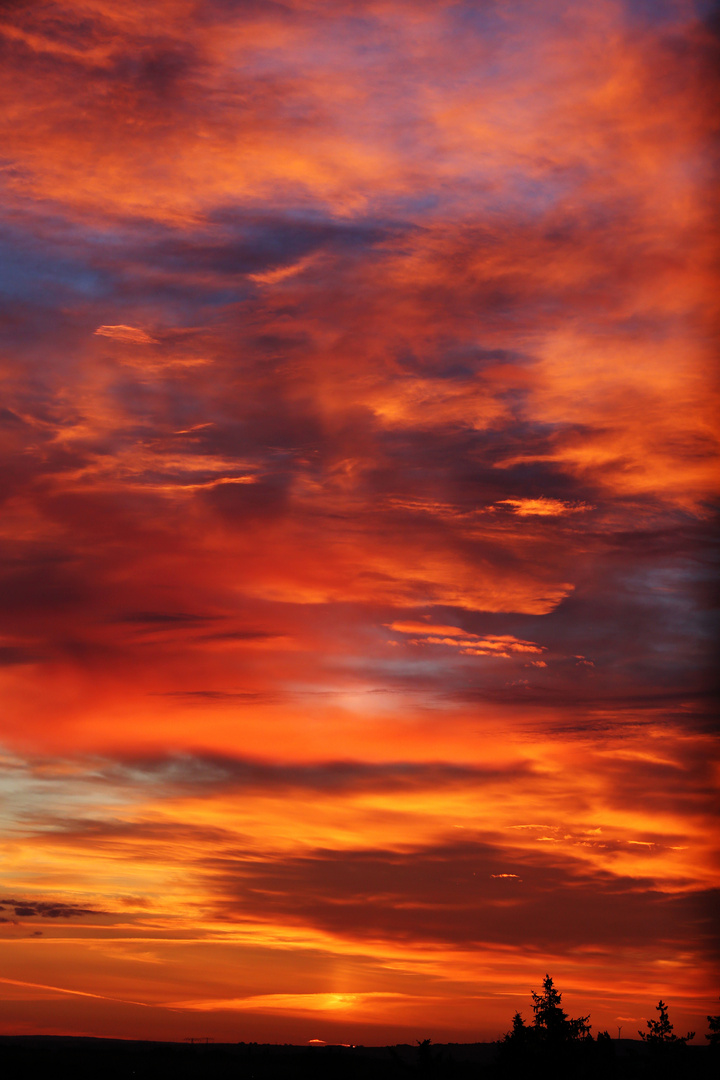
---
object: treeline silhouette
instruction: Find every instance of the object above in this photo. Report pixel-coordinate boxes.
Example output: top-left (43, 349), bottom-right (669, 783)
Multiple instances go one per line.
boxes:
top-left (495, 974), bottom-right (718, 1078)
top-left (0, 978), bottom-right (717, 1080)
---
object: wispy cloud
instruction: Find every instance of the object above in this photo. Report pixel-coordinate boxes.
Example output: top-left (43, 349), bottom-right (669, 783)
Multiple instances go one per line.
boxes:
top-left (387, 622), bottom-right (545, 658)
top-left (94, 325), bottom-right (157, 344)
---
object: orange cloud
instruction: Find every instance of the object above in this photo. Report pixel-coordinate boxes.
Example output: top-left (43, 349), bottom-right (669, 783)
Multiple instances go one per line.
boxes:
top-left (495, 498), bottom-right (592, 517)
top-left (93, 325), bottom-right (157, 344)
top-left (388, 623), bottom-right (545, 658)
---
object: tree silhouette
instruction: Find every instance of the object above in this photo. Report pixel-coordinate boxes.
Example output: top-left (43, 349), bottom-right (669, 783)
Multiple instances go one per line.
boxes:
top-left (500, 1010), bottom-right (533, 1052)
top-left (638, 1000), bottom-right (694, 1044)
top-left (499, 975), bottom-right (595, 1076)
top-left (531, 973), bottom-right (592, 1043)
top-left (415, 1038), bottom-right (444, 1075)
top-left (498, 980), bottom-right (604, 1080)
top-left (707, 1001), bottom-right (720, 1046)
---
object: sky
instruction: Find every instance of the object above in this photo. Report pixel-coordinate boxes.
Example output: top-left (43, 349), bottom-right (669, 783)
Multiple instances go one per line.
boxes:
top-left (0, 0), bottom-right (718, 1047)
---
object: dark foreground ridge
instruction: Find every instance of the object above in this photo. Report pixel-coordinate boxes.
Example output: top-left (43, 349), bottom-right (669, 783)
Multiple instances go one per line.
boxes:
top-left (0, 1034), bottom-right (716, 1080)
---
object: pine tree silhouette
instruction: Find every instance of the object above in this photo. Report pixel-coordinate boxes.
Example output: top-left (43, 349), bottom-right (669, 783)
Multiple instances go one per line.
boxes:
top-left (531, 974), bottom-right (591, 1043)
top-left (639, 1000), bottom-right (694, 1044)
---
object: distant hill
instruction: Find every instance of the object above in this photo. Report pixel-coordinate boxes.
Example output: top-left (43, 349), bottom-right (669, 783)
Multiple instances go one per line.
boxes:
top-left (0, 1034), bottom-right (716, 1079)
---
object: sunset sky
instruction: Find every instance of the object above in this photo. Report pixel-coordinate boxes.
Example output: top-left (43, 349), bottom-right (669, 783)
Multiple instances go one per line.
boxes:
top-left (0, 0), bottom-right (718, 1046)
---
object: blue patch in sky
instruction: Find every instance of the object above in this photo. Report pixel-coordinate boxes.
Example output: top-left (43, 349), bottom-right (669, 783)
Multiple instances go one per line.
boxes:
top-left (623, 0), bottom-right (716, 27)
top-left (0, 227), bottom-right (106, 301)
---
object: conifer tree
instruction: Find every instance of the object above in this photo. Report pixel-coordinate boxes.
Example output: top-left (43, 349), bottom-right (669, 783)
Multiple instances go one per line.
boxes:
top-left (639, 1000), bottom-right (694, 1044)
top-left (531, 974), bottom-right (591, 1042)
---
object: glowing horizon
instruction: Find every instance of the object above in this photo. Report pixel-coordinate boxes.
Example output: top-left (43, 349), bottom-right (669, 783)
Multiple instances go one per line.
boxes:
top-left (0, 0), bottom-right (717, 1046)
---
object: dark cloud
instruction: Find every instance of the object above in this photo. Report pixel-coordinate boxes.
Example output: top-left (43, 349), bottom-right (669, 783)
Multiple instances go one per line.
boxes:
top-left (115, 611), bottom-right (219, 624)
top-left (101, 752), bottom-right (532, 796)
top-left (31, 817), bottom-right (248, 855)
top-left (0, 645), bottom-right (43, 666)
top-left (0, 899), bottom-right (99, 918)
top-left (208, 840), bottom-right (719, 953)
top-left (0, 555), bottom-right (90, 616)
top-left (148, 212), bottom-right (391, 278)
top-left (26, 808), bottom-right (716, 956)
top-left (150, 690), bottom-right (276, 703)
top-left (196, 630), bottom-right (281, 642)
